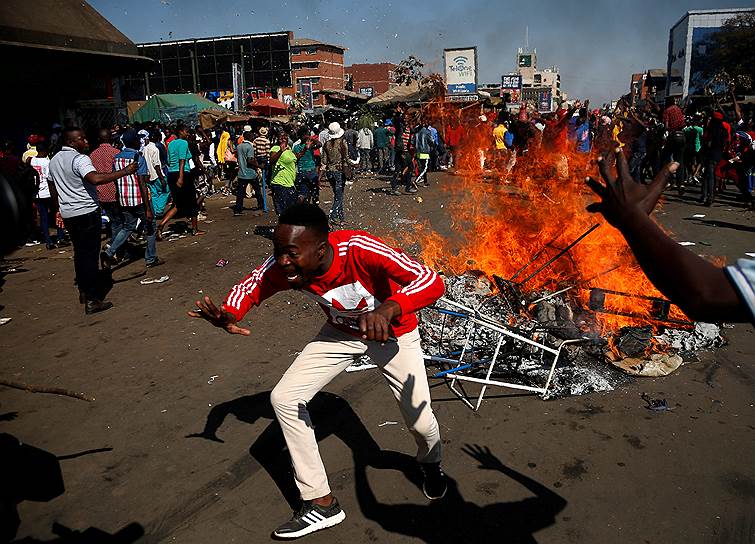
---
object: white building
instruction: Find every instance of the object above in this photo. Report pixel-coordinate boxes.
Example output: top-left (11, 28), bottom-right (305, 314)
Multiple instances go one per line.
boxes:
top-left (666, 8), bottom-right (755, 99)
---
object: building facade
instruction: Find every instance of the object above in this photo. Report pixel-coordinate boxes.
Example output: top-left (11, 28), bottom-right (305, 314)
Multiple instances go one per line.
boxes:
top-left (666, 8), bottom-right (755, 99)
top-left (345, 63), bottom-right (397, 98)
top-left (124, 32), bottom-right (292, 103)
top-left (513, 48), bottom-right (562, 112)
top-left (287, 38), bottom-right (347, 107)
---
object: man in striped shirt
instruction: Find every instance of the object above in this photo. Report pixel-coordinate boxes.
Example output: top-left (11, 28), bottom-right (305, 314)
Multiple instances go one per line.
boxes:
top-left (252, 127), bottom-right (271, 188)
top-left (101, 130), bottom-right (162, 268)
top-left (189, 203), bottom-right (447, 539)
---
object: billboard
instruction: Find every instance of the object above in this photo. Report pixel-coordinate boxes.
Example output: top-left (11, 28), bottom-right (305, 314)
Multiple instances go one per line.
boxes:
top-left (538, 90), bottom-right (552, 112)
top-left (518, 54), bottom-right (533, 68)
top-left (501, 74), bottom-right (522, 102)
top-left (444, 47), bottom-right (477, 96)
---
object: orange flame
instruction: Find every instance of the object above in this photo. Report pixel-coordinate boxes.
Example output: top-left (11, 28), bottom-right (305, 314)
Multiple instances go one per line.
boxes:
top-left (404, 102), bottom-right (693, 333)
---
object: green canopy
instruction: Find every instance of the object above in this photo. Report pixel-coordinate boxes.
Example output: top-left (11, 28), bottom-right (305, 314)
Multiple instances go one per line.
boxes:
top-left (131, 93), bottom-right (226, 125)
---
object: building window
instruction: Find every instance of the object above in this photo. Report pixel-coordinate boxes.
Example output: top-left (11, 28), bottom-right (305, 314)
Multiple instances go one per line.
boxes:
top-left (292, 61), bottom-right (319, 70)
top-left (534, 74), bottom-right (542, 83)
top-left (306, 46), bottom-right (318, 55)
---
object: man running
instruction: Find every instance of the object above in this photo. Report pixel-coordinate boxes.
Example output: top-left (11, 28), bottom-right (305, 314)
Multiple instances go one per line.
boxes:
top-left (189, 203), bottom-right (446, 539)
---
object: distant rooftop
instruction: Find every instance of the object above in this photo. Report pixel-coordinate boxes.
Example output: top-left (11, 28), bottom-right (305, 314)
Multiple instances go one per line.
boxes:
top-left (292, 38), bottom-right (347, 51)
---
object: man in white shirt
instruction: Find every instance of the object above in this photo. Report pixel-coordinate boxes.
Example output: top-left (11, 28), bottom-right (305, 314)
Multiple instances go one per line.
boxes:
top-left (49, 127), bottom-right (137, 314)
top-left (143, 129), bottom-right (170, 217)
top-left (29, 142), bottom-right (66, 249)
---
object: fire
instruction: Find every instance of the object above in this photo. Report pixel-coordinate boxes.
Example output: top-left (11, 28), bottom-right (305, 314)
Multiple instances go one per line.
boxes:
top-left (405, 103), bottom-right (693, 333)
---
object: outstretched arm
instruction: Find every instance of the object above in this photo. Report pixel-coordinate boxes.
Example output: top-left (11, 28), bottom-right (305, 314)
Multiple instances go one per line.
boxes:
top-left (462, 444), bottom-right (567, 510)
top-left (585, 148), bottom-right (749, 322)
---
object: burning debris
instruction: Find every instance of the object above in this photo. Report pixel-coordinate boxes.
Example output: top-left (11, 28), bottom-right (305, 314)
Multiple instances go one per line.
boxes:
top-left (416, 273), bottom-right (725, 406)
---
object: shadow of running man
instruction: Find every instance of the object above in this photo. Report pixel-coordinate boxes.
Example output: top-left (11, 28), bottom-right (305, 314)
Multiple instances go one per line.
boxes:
top-left (187, 390), bottom-right (418, 510)
top-left (354, 444), bottom-right (567, 544)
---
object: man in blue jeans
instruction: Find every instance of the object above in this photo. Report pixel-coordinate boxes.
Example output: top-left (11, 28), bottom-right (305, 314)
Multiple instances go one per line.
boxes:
top-left (320, 122), bottom-right (348, 226)
top-left (100, 129), bottom-right (162, 269)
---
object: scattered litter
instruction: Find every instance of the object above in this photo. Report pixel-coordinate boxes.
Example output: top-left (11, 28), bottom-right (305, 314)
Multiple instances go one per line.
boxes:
top-left (678, 241), bottom-right (696, 246)
top-left (658, 322), bottom-right (724, 353)
top-left (346, 355), bottom-right (377, 372)
top-left (0, 317), bottom-right (12, 326)
top-left (698, 241), bottom-right (712, 247)
top-left (203, 219), bottom-right (214, 223)
top-left (641, 393), bottom-right (673, 412)
top-left (215, 259), bottom-right (229, 267)
top-left (611, 353), bottom-right (683, 377)
top-left (161, 409), bottom-right (167, 413)
top-left (58, 250), bottom-right (66, 254)
top-left (207, 375), bottom-right (219, 384)
top-left (691, 214), bottom-right (706, 218)
top-left (378, 421), bottom-right (398, 427)
top-left (745, 253), bottom-right (755, 258)
top-left (140, 275), bottom-right (169, 285)
top-left (415, 196), bottom-right (424, 203)
top-left (25, 241), bottom-right (40, 247)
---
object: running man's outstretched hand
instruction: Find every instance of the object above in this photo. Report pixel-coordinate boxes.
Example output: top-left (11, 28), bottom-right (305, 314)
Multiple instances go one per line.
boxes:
top-left (585, 146), bottom-right (678, 228)
top-left (188, 295), bottom-right (251, 336)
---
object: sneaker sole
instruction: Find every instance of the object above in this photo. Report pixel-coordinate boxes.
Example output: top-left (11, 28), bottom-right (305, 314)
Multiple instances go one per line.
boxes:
top-left (423, 483), bottom-right (447, 501)
top-left (273, 510), bottom-right (346, 539)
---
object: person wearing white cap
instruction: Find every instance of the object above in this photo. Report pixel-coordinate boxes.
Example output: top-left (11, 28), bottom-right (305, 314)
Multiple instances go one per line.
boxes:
top-left (320, 122), bottom-right (349, 226)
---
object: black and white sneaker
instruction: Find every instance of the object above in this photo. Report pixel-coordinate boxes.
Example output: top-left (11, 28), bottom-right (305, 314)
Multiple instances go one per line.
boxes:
top-left (420, 462), bottom-right (448, 500)
top-left (273, 498), bottom-right (346, 539)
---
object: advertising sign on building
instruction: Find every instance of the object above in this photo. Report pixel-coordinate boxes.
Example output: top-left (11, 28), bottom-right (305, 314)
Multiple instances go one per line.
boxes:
top-left (444, 47), bottom-right (478, 96)
top-left (538, 89), bottom-right (552, 112)
top-left (359, 87), bottom-right (374, 97)
top-left (501, 74), bottom-right (522, 102)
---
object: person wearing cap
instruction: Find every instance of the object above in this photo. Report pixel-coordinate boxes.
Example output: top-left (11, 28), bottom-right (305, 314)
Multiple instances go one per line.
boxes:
top-left (48, 127), bottom-right (137, 314)
top-left (100, 129), bottom-right (162, 269)
top-left (269, 128), bottom-right (299, 215)
top-left (22, 134), bottom-right (44, 163)
top-left (320, 122), bottom-right (350, 226)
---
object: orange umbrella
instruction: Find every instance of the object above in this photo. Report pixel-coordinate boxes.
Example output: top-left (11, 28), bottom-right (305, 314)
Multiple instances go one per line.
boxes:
top-left (248, 97), bottom-right (288, 116)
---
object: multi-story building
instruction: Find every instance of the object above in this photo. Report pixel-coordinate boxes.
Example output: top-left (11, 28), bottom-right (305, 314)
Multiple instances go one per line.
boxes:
top-left (287, 38), bottom-right (347, 107)
top-left (630, 69), bottom-right (668, 106)
top-left (344, 63), bottom-right (397, 98)
top-left (514, 48), bottom-right (562, 112)
top-left (666, 8), bottom-right (755, 99)
top-left (126, 32), bottom-right (293, 101)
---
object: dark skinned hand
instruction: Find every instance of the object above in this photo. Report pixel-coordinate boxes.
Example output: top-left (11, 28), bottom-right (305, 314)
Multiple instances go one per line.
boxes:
top-left (188, 295), bottom-right (251, 336)
top-left (124, 162), bottom-right (138, 176)
top-left (358, 301), bottom-right (401, 342)
top-left (585, 146), bottom-right (678, 229)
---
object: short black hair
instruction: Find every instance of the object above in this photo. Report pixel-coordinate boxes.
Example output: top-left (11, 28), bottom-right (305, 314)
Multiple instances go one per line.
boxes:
top-left (62, 127), bottom-right (84, 145)
top-left (279, 203), bottom-right (329, 238)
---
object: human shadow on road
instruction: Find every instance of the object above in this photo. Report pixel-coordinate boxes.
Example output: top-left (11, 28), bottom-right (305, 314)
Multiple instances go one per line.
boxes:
top-left (354, 444), bottom-right (567, 544)
top-left (186, 391), bottom-right (414, 509)
top-left (0, 432), bottom-right (144, 544)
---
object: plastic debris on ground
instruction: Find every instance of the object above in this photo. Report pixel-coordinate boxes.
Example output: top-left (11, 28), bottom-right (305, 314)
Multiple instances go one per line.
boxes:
top-left (641, 392), bottom-right (673, 412)
top-left (0, 317), bottom-right (12, 326)
top-left (215, 259), bottom-right (229, 267)
top-left (140, 275), bottom-right (170, 285)
top-left (378, 421), bottom-right (398, 427)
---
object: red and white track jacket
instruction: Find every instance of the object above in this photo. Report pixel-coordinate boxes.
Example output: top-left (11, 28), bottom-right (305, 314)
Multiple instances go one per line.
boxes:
top-left (222, 230), bottom-right (444, 337)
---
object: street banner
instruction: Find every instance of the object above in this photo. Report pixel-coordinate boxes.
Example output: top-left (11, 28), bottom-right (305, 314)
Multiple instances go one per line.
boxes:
top-left (231, 63), bottom-right (243, 112)
top-left (538, 89), bottom-right (552, 112)
top-left (444, 47), bottom-right (477, 96)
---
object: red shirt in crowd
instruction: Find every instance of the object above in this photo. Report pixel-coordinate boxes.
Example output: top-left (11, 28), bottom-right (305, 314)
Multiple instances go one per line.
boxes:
top-left (89, 143), bottom-right (119, 203)
top-left (222, 230), bottom-right (445, 338)
top-left (445, 124), bottom-right (465, 147)
top-left (663, 105), bottom-right (686, 132)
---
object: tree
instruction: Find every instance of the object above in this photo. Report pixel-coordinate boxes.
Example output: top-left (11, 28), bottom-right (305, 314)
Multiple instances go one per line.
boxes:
top-left (393, 56), bottom-right (424, 86)
top-left (708, 13), bottom-right (755, 93)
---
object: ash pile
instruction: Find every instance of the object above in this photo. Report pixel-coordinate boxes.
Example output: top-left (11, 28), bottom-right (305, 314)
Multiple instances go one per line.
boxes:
top-left (417, 273), bottom-right (726, 400)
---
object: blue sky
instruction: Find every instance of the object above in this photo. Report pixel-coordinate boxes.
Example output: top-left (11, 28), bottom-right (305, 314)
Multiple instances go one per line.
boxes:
top-left (91, 0), bottom-right (752, 104)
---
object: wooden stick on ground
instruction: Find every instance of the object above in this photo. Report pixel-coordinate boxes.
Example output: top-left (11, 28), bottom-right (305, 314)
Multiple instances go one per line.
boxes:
top-left (0, 379), bottom-right (95, 402)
